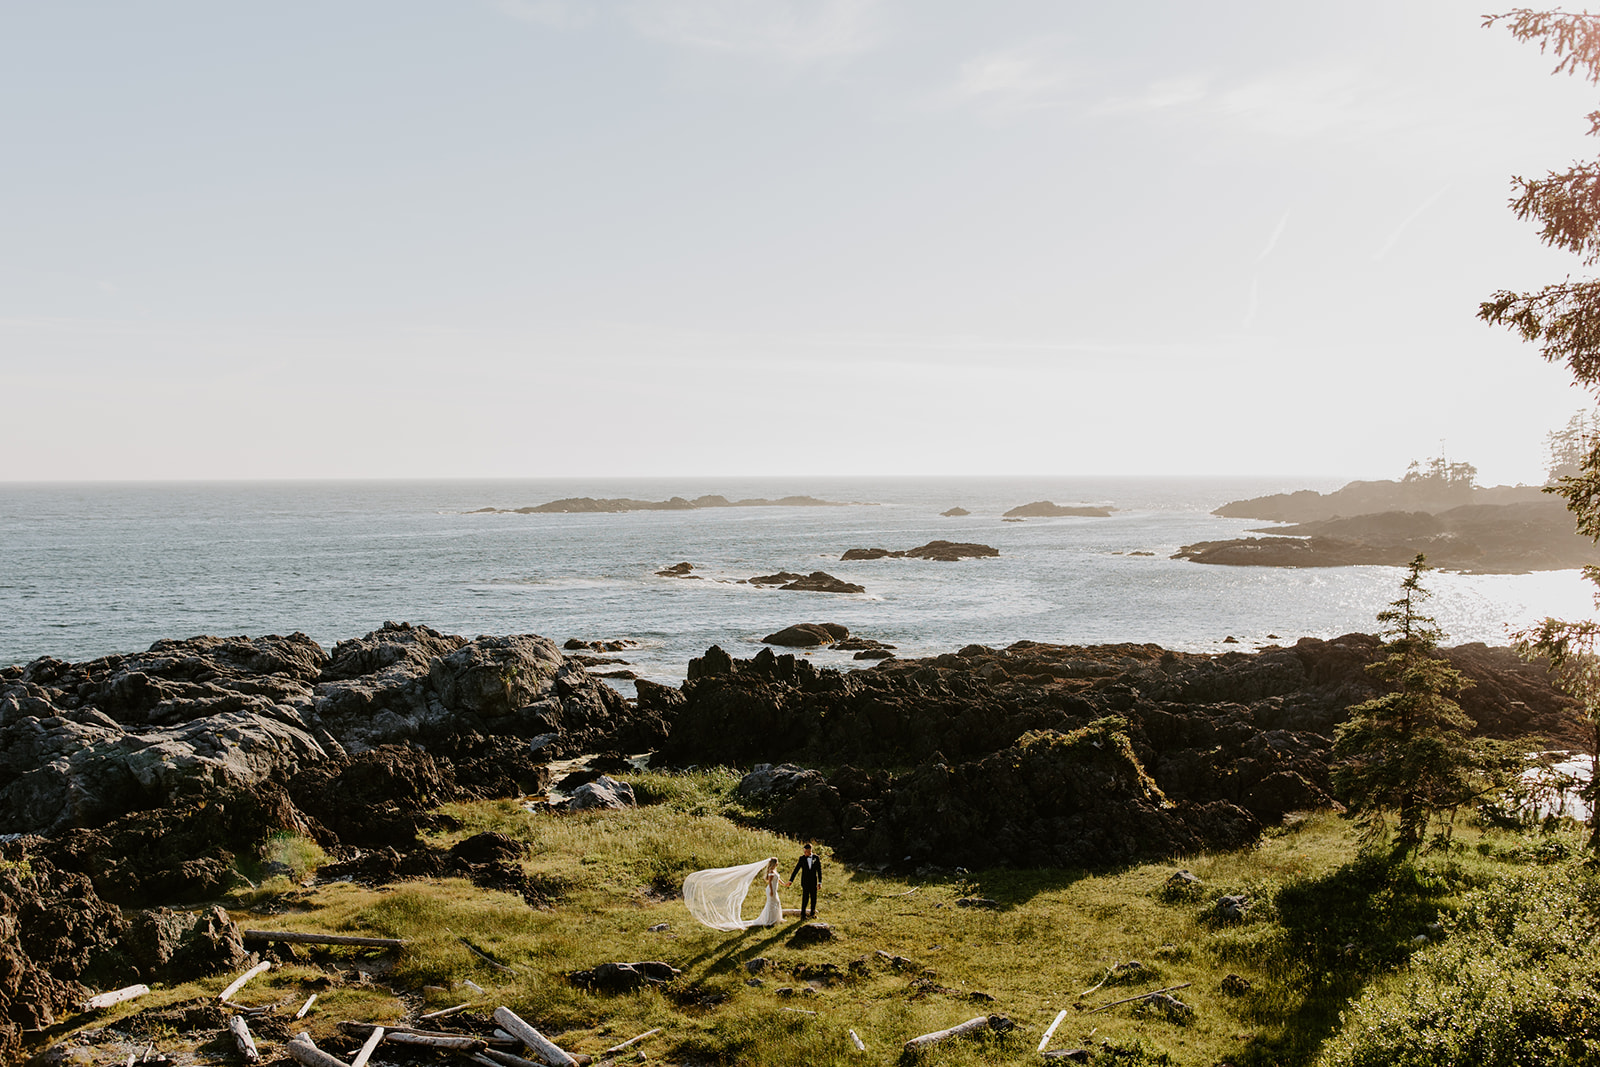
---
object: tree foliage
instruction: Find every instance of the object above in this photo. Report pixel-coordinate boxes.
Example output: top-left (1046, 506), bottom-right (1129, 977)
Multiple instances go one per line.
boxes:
top-left (1333, 556), bottom-right (1487, 852)
top-left (1484, 10), bottom-right (1600, 849)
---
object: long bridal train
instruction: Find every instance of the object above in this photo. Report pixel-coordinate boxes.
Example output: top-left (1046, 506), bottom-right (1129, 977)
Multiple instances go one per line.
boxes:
top-left (683, 857), bottom-right (785, 931)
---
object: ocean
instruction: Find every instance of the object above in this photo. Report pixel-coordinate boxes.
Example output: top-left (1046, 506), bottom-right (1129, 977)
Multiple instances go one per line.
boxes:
top-left (3, 476), bottom-right (1595, 692)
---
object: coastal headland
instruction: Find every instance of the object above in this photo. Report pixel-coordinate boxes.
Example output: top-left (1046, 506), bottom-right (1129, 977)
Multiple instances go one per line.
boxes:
top-left (1177, 474), bottom-right (1595, 573)
top-left (0, 624), bottom-right (1582, 1062)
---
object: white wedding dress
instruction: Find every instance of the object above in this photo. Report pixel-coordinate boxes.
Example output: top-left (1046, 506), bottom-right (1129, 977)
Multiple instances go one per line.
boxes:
top-left (683, 858), bottom-right (784, 931)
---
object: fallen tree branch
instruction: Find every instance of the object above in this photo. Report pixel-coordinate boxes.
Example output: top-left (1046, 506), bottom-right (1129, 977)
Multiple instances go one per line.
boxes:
top-left (461, 938), bottom-right (518, 974)
top-left (243, 930), bottom-right (407, 949)
top-left (602, 1028), bottom-right (660, 1055)
top-left (217, 962), bottom-right (271, 1003)
top-left (493, 1007), bottom-right (579, 1067)
top-left (1078, 966), bottom-right (1116, 998)
top-left (419, 1002), bottom-right (474, 1020)
top-left (902, 1016), bottom-right (990, 1060)
top-left (84, 985), bottom-right (150, 1012)
top-left (350, 1026), bottom-right (384, 1067)
top-left (286, 1032), bottom-right (346, 1067)
top-left (293, 993), bottom-right (317, 1020)
top-left (1037, 1009), bottom-right (1068, 1052)
top-left (1084, 983), bottom-right (1193, 1016)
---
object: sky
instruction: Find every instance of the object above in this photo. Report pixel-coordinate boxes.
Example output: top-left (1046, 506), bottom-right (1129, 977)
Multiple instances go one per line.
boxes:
top-left (4, 0), bottom-right (1599, 484)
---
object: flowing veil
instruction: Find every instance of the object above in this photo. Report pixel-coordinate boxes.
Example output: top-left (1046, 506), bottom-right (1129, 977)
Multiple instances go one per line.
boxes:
top-left (682, 858), bottom-right (776, 931)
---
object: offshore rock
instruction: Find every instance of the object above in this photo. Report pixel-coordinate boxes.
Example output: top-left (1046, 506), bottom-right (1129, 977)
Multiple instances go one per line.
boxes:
top-left (840, 541), bottom-right (998, 562)
top-left (763, 623), bottom-right (850, 647)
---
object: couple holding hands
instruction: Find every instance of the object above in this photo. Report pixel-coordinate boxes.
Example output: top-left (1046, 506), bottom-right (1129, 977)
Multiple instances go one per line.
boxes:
top-left (682, 844), bottom-right (823, 931)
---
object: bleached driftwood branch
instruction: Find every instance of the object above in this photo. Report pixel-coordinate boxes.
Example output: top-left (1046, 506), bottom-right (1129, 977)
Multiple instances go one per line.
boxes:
top-left (294, 993), bottom-right (317, 1020)
top-left (349, 1026), bottom-right (384, 1067)
top-left (493, 1007), bottom-right (579, 1067)
top-left (243, 930), bottom-right (407, 949)
top-left (218, 961), bottom-right (271, 1003)
top-left (848, 1028), bottom-right (866, 1051)
top-left (901, 1016), bottom-right (990, 1059)
top-left (1037, 1009), bottom-right (1068, 1052)
top-left (601, 1028), bottom-right (661, 1055)
top-left (286, 1032), bottom-right (346, 1067)
top-left (83, 985), bottom-right (150, 1012)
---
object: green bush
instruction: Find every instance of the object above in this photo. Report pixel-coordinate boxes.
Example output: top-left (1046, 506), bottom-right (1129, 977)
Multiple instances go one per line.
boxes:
top-left (1318, 859), bottom-right (1600, 1066)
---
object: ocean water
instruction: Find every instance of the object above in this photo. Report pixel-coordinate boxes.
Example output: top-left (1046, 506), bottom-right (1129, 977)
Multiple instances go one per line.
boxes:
top-left (2, 477), bottom-right (1596, 692)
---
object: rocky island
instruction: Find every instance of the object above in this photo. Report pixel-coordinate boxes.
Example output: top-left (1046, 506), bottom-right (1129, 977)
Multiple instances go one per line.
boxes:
top-left (1004, 500), bottom-right (1114, 518)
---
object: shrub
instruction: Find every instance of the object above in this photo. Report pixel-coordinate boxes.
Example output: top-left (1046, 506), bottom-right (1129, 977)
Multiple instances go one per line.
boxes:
top-left (1319, 859), bottom-right (1600, 1066)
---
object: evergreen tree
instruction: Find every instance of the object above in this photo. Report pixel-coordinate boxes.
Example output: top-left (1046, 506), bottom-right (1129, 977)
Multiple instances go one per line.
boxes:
top-left (1332, 555), bottom-right (1483, 852)
top-left (1481, 11), bottom-right (1600, 842)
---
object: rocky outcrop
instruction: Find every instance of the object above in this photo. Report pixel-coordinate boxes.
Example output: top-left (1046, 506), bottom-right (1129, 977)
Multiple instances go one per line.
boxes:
top-left (0, 623), bottom-right (667, 838)
top-left (780, 572), bottom-right (865, 594)
top-left (1003, 501), bottom-right (1113, 518)
top-left (840, 541), bottom-right (999, 562)
top-left (941, 507), bottom-right (971, 517)
top-left (763, 624), bottom-right (849, 647)
top-left (655, 635), bottom-right (1581, 868)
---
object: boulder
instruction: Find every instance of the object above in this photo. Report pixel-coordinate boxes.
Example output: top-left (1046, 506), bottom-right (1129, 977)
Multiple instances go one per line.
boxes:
top-left (566, 775), bottom-right (636, 811)
top-left (763, 624), bottom-right (847, 648)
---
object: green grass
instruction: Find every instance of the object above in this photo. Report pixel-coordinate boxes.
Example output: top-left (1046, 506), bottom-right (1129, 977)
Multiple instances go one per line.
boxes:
top-left (39, 776), bottom-right (1599, 1067)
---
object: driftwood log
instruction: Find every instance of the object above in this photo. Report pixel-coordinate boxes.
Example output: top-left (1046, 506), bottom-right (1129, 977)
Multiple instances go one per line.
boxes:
top-left (228, 1016), bottom-right (259, 1063)
top-left (286, 1033), bottom-right (347, 1067)
top-left (294, 994), bottom-right (317, 1020)
top-left (218, 961), bottom-right (271, 1003)
top-left (901, 1016), bottom-right (991, 1060)
top-left (493, 1007), bottom-right (579, 1067)
top-left (84, 985), bottom-right (150, 1012)
top-left (340, 1021), bottom-right (513, 1046)
top-left (849, 1028), bottom-right (866, 1051)
top-left (419, 1002), bottom-right (474, 1020)
top-left (243, 930), bottom-right (408, 949)
top-left (349, 1026), bottom-right (384, 1067)
top-left (479, 1049), bottom-right (548, 1067)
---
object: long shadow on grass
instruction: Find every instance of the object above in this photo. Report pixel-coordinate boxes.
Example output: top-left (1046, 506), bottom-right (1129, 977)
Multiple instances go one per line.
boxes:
top-left (681, 922), bottom-right (805, 973)
top-left (1233, 849), bottom-right (1453, 1067)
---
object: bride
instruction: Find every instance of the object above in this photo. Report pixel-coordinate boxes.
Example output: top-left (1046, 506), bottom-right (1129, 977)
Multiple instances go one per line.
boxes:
top-left (682, 857), bottom-right (784, 931)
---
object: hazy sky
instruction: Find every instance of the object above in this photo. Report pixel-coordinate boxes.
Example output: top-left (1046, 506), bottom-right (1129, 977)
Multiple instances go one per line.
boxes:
top-left (4, 0), bottom-right (1598, 484)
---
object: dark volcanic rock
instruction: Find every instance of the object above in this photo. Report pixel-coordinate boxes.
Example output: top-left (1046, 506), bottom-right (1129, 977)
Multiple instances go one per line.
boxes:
top-left (653, 634), bottom-right (1581, 868)
top-left (840, 541), bottom-right (998, 562)
top-left (763, 624), bottom-right (850, 647)
top-left (780, 572), bottom-right (865, 594)
top-left (0, 851), bottom-right (130, 1058)
top-left (750, 571), bottom-right (806, 585)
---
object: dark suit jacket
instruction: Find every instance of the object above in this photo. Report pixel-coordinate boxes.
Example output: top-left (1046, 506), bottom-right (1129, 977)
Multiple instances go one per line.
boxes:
top-left (790, 854), bottom-right (822, 887)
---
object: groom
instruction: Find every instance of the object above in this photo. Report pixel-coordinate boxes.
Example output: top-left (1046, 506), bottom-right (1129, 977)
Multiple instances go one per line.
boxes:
top-left (786, 844), bottom-right (822, 919)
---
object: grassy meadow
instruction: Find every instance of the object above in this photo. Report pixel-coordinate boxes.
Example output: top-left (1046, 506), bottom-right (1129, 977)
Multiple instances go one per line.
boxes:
top-left (54, 769), bottom-right (1599, 1066)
